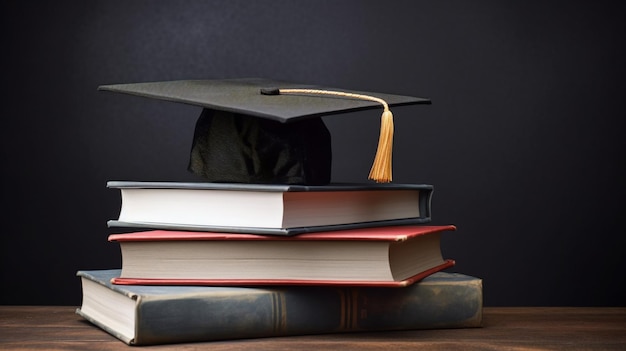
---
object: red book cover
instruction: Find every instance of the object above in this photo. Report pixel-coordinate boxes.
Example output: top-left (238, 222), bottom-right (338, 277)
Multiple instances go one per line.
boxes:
top-left (111, 260), bottom-right (455, 287)
top-left (108, 225), bottom-right (457, 242)
top-left (109, 225), bottom-right (457, 287)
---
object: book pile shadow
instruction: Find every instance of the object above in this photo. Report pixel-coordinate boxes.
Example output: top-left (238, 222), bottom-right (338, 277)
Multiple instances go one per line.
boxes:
top-left (76, 78), bottom-right (483, 346)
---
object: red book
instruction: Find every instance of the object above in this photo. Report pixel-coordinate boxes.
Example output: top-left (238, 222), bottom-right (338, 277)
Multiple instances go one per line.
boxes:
top-left (109, 225), bottom-right (456, 287)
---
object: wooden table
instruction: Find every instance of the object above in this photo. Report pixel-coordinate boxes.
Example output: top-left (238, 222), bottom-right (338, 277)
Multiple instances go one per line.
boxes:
top-left (1, 306), bottom-right (625, 350)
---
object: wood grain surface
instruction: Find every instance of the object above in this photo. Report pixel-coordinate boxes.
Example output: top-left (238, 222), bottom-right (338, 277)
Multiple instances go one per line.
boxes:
top-left (1, 306), bottom-right (625, 350)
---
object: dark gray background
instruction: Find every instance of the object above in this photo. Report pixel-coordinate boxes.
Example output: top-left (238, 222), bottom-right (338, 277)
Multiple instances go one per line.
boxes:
top-left (2, 1), bottom-right (624, 306)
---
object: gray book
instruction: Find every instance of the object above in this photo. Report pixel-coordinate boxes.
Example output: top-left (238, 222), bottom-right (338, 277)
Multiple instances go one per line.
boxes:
top-left (107, 181), bottom-right (434, 235)
top-left (76, 269), bottom-right (483, 346)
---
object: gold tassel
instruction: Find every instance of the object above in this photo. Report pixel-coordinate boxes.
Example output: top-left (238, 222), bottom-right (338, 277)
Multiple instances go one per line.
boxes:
top-left (261, 88), bottom-right (394, 183)
top-left (368, 108), bottom-right (393, 183)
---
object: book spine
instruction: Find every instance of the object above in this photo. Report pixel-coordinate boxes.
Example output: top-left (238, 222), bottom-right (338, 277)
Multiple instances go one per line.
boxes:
top-left (133, 273), bottom-right (482, 345)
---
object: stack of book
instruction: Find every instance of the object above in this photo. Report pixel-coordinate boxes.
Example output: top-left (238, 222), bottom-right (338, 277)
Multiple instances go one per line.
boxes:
top-left (76, 181), bottom-right (483, 346)
top-left (76, 78), bottom-right (483, 346)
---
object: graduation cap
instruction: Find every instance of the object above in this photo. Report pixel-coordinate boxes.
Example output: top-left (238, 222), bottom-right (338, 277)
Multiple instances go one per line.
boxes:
top-left (98, 78), bottom-right (430, 185)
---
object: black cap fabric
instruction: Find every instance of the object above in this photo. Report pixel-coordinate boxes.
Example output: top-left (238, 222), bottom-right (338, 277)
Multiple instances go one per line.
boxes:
top-left (98, 78), bottom-right (429, 122)
top-left (99, 78), bottom-right (430, 185)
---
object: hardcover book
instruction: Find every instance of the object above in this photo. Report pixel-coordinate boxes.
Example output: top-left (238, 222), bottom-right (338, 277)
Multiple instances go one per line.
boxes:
top-left (76, 269), bottom-right (483, 346)
top-left (107, 181), bottom-right (434, 235)
top-left (108, 225), bottom-right (455, 287)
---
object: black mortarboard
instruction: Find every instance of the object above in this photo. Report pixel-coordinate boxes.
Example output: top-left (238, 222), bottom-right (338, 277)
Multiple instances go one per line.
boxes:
top-left (98, 78), bottom-right (430, 185)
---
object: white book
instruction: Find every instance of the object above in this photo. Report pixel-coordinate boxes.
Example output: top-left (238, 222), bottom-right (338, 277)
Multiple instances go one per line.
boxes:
top-left (107, 181), bottom-right (434, 235)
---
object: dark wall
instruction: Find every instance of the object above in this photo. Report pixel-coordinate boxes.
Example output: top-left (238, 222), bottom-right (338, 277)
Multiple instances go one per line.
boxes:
top-left (2, 1), bottom-right (624, 306)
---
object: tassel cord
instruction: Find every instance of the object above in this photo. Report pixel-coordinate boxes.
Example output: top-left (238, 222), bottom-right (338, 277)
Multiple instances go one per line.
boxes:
top-left (275, 88), bottom-right (394, 183)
